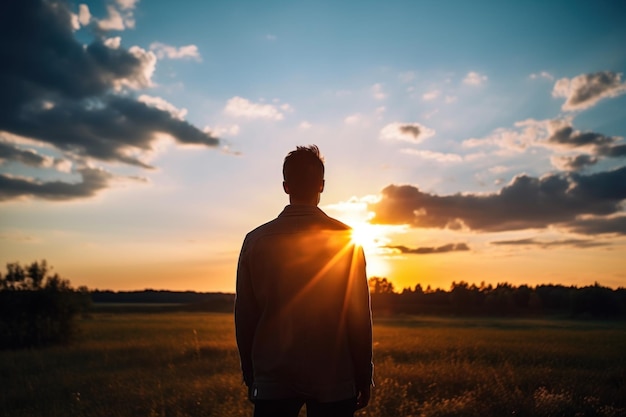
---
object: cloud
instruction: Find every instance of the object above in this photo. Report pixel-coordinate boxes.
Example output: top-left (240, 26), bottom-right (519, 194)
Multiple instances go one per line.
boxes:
top-left (463, 71), bottom-right (488, 86)
top-left (0, 0), bottom-right (220, 201)
top-left (529, 71), bottom-right (554, 81)
top-left (387, 243), bottom-right (470, 254)
top-left (463, 118), bottom-right (625, 168)
top-left (104, 36), bottom-right (122, 49)
top-left (138, 95), bottom-right (188, 120)
top-left (567, 215), bottom-right (626, 236)
top-left (0, 141), bottom-right (53, 168)
top-left (380, 123), bottom-right (435, 143)
top-left (149, 42), bottom-right (202, 61)
top-left (0, 167), bottom-right (115, 201)
top-left (224, 97), bottom-right (286, 120)
top-left (5, 96), bottom-right (218, 169)
top-left (444, 95), bottom-right (458, 104)
top-left (344, 114), bottom-right (362, 125)
top-left (78, 4), bottom-right (91, 26)
top-left (490, 238), bottom-right (608, 249)
top-left (400, 149), bottom-right (463, 163)
top-left (371, 83), bottom-right (386, 100)
top-left (116, 0), bottom-right (140, 10)
top-left (204, 124), bottom-right (240, 137)
top-left (266, 34), bottom-right (277, 41)
top-left (552, 71), bottom-right (626, 111)
top-left (369, 166), bottom-right (626, 234)
top-left (422, 90), bottom-right (440, 101)
top-left (95, 5), bottom-right (125, 31)
top-left (93, 0), bottom-right (139, 32)
top-left (299, 121), bottom-right (312, 130)
top-left (546, 119), bottom-right (616, 149)
top-left (599, 144), bottom-right (626, 158)
top-left (550, 154), bottom-right (598, 171)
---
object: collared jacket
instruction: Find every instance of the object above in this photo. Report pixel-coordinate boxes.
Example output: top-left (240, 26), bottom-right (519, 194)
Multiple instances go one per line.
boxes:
top-left (235, 205), bottom-right (373, 402)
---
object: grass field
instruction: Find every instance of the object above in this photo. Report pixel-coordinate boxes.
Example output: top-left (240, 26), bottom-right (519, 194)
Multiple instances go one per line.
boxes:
top-left (1, 312), bottom-right (625, 417)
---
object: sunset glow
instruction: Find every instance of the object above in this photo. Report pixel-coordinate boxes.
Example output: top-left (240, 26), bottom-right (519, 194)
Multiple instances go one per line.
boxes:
top-left (1, 0), bottom-right (625, 292)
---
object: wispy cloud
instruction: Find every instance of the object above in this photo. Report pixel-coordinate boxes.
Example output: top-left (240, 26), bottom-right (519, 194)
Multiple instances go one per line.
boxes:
top-left (224, 97), bottom-right (287, 120)
top-left (344, 113), bottom-right (362, 126)
top-left (387, 243), bottom-right (470, 255)
top-left (371, 83), bottom-right (387, 100)
top-left (150, 42), bottom-right (202, 61)
top-left (463, 71), bottom-right (488, 86)
top-left (400, 149), bottom-right (463, 163)
top-left (529, 71), bottom-right (554, 81)
top-left (422, 90), bottom-right (440, 101)
top-left (491, 237), bottom-right (609, 249)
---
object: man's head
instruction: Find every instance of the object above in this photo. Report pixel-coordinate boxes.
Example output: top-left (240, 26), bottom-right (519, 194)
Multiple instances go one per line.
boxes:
top-left (283, 145), bottom-right (325, 204)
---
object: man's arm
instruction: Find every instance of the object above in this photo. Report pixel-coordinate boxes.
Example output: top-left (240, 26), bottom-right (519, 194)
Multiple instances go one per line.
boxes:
top-left (347, 245), bottom-right (373, 408)
top-left (234, 240), bottom-right (260, 388)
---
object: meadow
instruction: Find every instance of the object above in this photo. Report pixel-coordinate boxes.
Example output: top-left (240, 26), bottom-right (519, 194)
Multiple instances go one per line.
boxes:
top-left (1, 312), bottom-right (625, 417)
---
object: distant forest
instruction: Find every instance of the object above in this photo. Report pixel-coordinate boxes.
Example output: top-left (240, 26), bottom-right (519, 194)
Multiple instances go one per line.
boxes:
top-left (91, 278), bottom-right (626, 318)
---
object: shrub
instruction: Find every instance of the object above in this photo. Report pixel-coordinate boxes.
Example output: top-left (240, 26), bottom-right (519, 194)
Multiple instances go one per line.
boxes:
top-left (0, 260), bottom-right (90, 349)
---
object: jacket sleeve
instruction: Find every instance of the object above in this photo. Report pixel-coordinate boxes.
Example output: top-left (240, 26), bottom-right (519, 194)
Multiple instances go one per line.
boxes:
top-left (347, 245), bottom-right (374, 390)
top-left (234, 238), bottom-right (260, 387)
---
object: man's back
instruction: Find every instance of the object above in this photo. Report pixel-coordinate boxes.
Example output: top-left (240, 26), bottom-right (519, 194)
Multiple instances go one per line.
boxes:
top-left (235, 205), bottom-right (372, 402)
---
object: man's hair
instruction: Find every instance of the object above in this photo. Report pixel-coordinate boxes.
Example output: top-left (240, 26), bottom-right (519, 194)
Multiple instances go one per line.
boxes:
top-left (283, 145), bottom-right (325, 200)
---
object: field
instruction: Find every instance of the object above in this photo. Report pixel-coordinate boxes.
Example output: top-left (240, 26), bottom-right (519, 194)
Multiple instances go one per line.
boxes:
top-left (1, 312), bottom-right (625, 417)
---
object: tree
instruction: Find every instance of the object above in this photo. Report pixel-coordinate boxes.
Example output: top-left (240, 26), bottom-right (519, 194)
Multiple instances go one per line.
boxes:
top-left (0, 260), bottom-right (89, 349)
top-left (368, 277), bottom-right (395, 294)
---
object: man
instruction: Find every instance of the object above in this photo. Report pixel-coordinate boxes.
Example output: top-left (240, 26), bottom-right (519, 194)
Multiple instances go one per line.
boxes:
top-left (235, 145), bottom-right (373, 417)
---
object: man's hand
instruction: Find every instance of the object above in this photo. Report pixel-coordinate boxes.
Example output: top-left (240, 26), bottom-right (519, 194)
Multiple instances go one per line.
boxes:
top-left (355, 386), bottom-right (371, 410)
top-left (247, 385), bottom-right (256, 404)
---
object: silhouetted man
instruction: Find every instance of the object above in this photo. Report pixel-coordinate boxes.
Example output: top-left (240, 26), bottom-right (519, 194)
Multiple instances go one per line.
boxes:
top-left (235, 145), bottom-right (373, 417)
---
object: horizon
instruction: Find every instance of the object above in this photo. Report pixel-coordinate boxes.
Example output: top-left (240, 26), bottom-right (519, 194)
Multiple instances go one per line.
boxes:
top-left (1, 0), bottom-right (625, 293)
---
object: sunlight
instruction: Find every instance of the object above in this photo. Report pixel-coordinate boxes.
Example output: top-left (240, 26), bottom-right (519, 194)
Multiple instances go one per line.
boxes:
top-left (349, 221), bottom-right (382, 251)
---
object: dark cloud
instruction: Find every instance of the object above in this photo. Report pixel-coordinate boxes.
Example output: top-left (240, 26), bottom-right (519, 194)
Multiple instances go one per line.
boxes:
top-left (567, 216), bottom-right (626, 236)
top-left (552, 154), bottom-right (598, 171)
top-left (599, 144), bottom-right (626, 158)
top-left (387, 243), bottom-right (470, 254)
top-left (6, 96), bottom-right (218, 169)
top-left (370, 166), bottom-right (626, 233)
top-left (380, 122), bottom-right (434, 142)
top-left (548, 125), bottom-right (615, 148)
top-left (0, 0), bottom-right (219, 201)
top-left (491, 238), bottom-right (609, 249)
top-left (399, 125), bottom-right (420, 139)
top-left (0, 141), bottom-right (52, 168)
top-left (0, 167), bottom-right (114, 201)
top-left (553, 71), bottom-right (626, 111)
top-left (545, 121), bottom-right (625, 171)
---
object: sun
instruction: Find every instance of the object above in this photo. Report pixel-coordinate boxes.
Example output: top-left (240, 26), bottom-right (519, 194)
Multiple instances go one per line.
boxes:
top-left (349, 221), bottom-right (382, 251)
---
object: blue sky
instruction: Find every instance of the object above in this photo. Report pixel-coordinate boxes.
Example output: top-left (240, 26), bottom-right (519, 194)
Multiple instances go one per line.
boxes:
top-left (1, 0), bottom-right (625, 292)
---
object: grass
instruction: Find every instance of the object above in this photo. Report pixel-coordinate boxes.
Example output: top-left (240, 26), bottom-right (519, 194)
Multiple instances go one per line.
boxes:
top-left (1, 312), bottom-right (625, 416)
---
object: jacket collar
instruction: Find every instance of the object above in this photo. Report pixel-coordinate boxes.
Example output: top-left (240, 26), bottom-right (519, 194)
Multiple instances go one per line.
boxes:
top-left (279, 204), bottom-right (325, 217)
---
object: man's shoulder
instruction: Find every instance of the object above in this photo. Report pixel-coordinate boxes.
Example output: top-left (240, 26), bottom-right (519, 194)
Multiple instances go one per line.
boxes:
top-left (244, 218), bottom-right (281, 241)
top-left (243, 207), bottom-right (352, 241)
top-left (320, 212), bottom-right (352, 231)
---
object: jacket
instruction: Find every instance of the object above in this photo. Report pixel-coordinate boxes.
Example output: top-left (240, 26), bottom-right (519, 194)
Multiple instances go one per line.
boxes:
top-left (235, 204), bottom-right (373, 402)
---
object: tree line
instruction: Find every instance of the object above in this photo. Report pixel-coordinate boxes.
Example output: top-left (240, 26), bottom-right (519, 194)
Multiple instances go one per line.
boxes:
top-left (368, 277), bottom-right (626, 318)
top-left (3, 260), bottom-right (625, 350)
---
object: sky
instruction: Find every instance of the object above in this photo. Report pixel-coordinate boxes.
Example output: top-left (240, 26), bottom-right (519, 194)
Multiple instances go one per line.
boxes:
top-left (1, 0), bottom-right (626, 292)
